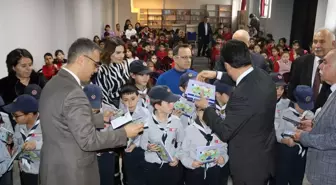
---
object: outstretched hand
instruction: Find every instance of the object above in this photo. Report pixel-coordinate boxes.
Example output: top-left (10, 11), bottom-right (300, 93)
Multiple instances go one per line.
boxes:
top-left (196, 70), bottom-right (217, 82)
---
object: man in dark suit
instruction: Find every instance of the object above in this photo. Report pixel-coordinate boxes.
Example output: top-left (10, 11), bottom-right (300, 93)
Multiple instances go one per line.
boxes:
top-left (215, 30), bottom-right (270, 72)
top-left (196, 40), bottom-right (276, 185)
top-left (288, 28), bottom-right (335, 110)
top-left (197, 16), bottom-right (212, 56)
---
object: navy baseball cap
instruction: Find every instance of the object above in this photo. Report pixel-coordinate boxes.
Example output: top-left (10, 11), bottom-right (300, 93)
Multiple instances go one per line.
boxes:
top-left (214, 80), bottom-right (233, 95)
top-left (148, 85), bottom-right (180, 103)
top-left (293, 85), bottom-right (314, 110)
top-left (179, 72), bottom-right (197, 87)
top-left (24, 84), bottom-right (42, 100)
top-left (3, 95), bottom-right (38, 113)
top-left (130, 60), bottom-right (151, 75)
top-left (83, 84), bottom-right (102, 109)
top-left (270, 73), bottom-right (286, 86)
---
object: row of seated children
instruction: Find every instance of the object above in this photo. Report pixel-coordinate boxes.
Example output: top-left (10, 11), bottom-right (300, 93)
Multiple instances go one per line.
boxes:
top-left (271, 73), bottom-right (314, 185)
top-left (82, 60), bottom-right (233, 185)
top-left (0, 84), bottom-right (43, 185)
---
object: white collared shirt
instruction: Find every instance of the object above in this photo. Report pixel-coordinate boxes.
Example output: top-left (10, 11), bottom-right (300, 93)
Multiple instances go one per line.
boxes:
top-left (62, 67), bottom-right (81, 86)
top-left (216, 67), bottom-right (254, 86)
top-left (204, 23), bottom-right (208, 36)
top-left (235, 67), bottom-right (254, 86)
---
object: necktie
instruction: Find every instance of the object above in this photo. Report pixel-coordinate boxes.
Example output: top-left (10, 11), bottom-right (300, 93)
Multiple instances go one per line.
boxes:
top-left (313, 62), bottom-right (321, 101)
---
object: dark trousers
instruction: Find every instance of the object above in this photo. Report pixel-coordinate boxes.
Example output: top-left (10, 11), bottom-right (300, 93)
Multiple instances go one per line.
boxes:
top-left (20, 172), bottom-right (38, 185)
top-left (220, 163), bottom-right (230, 185)
top-left (0, 170), bottom-right (12, 185)
top-left (123, 147), bottom-right (145, 185)
top-left (185, 166), bottom-right (221, 185)
top-left (98, 152), bottom-right (116, 185)
top-left (197, 36), bottom-right (210, 56)
top-left (275, 143), bottom-right (306, 185)
top-left (144, 162), bottom-right (182, 185)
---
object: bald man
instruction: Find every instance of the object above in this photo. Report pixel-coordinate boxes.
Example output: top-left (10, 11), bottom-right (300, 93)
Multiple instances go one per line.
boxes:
top-left (288, 28), bottom-right (336, 111)
top-left (215, 29), bottom-right (269, 72)
top-left (293, 49), bottom-right (336, 185)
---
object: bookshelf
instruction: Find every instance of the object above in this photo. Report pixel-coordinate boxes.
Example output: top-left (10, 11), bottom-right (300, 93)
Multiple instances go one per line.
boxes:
top-left (138, 4), bottom-right (232, 31)
top-left (205, 4), bottom-right (232, 31)
top-left (138, 8), bottom-right (204, 30)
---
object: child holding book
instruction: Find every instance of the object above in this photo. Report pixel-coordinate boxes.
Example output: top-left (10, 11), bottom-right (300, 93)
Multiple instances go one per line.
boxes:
top-left (119, 85), bottom-right (151, 185)
top-left (83, 84), bottom-right (117, 185)
top-left (129, 60), bottom-right (152, 109)
top-left (4, 95), bottom-right (42, 185)
top-left (141, 85), bottom-right (184, 185)
top-left (0, 96), bottom-right (12, 184)
top-left (180, 106), bottom-right (229, 185)
top-left (178, 72), bottom-right (198, 128)
top-left (274, 85), bottom-right (313, 185)
top-left (213, 80), bottom-right (233, 119)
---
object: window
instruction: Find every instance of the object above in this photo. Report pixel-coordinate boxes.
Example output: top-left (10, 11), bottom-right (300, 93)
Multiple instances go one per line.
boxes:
top-left (260, 0), bottom-right (272, 18)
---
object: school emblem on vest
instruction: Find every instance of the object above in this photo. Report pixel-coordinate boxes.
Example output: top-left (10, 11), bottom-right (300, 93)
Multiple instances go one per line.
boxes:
top-left (305, 96), bottom-right (311, 102)
top-left (32, 90), bottom-right (37, 95)
top-left (143, 62), bottom-right (147, 66)
top-left (91, 95), bottom-right (96, 100)
top-left (188, 73), bottom-right (193, 77)
top-left (278, 74), bottom-right (283, 79)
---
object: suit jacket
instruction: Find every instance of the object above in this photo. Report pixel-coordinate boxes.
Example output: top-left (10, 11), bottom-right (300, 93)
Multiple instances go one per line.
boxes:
top-left (288, 54), bottom-right (331, 111)
top-left (39, 69), bottom-right (127, 185)
top-left (198, 22), bottom-right (212, 38)
top-left (300, 89), bottom-right (336, 185)
top-left (203, 68), bottom-right (277, 182)
top-left (214, 52), bottom-right (269, 72)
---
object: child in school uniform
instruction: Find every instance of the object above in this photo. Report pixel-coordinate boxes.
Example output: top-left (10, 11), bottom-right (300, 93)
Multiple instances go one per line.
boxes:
top-left (141, 85), bottom-right (184, 185)
top-left (180, 107), bottom-right (229, 185)
top-left (119, 85), bottom-right (151, 185)
top-left (0, 96), bottom-right (13, 185)
top-left (274, 85), bottom-right (313, 185)
top-left (270, 73), bottom-right (290, 117)
top-left (83, 84), bottom-right (117, 185)
top-left (213, 80), bottom-right (233, 120)
top-left (178, 72), bottom-right (198, 128)
top-left (4, 95), bottom-right (42, 185)
top-left (129, 60), bottom-right (152, 109)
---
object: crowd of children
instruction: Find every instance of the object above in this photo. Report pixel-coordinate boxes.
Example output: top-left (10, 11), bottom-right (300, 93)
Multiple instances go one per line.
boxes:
top-left (0, 20), bottom-right (319, 185)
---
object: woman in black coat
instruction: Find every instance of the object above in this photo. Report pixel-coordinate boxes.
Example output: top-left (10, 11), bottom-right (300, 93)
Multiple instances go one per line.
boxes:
top-left (0, 48), bottom-right (47, 105)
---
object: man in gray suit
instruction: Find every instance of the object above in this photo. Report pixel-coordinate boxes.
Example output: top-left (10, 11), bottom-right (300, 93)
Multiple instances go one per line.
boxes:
top-left (39, 38), bottom-right (144, 185)
top-left (294, 49), bottom-right (336, 185)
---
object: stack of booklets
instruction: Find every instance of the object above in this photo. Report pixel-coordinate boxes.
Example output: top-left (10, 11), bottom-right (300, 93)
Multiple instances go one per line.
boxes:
top-left (110, 109), bottom-right (133, 129)
top-left (185, 80), bottom-right (216, 105)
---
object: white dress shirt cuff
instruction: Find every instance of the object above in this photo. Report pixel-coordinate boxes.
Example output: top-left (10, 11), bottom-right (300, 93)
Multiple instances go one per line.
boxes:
top-left (216, 71), bottom-right (223, 80)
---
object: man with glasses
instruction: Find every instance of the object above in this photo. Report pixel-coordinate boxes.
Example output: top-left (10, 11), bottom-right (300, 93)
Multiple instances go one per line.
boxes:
top-left (293, 49), bottom-right (336, 185)
top-left (288, 28), bottom-right (336, 111)
top-left (156, 44), bottom-right (197, 95)
top-left (38, 38), bottom-right (144, 185)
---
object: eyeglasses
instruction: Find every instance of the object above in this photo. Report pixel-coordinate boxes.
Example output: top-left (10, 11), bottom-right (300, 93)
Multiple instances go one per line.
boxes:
top-left (177, 56), bottom-right (193, 60)
top-left (83, 55), bottom-right (102, 68)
